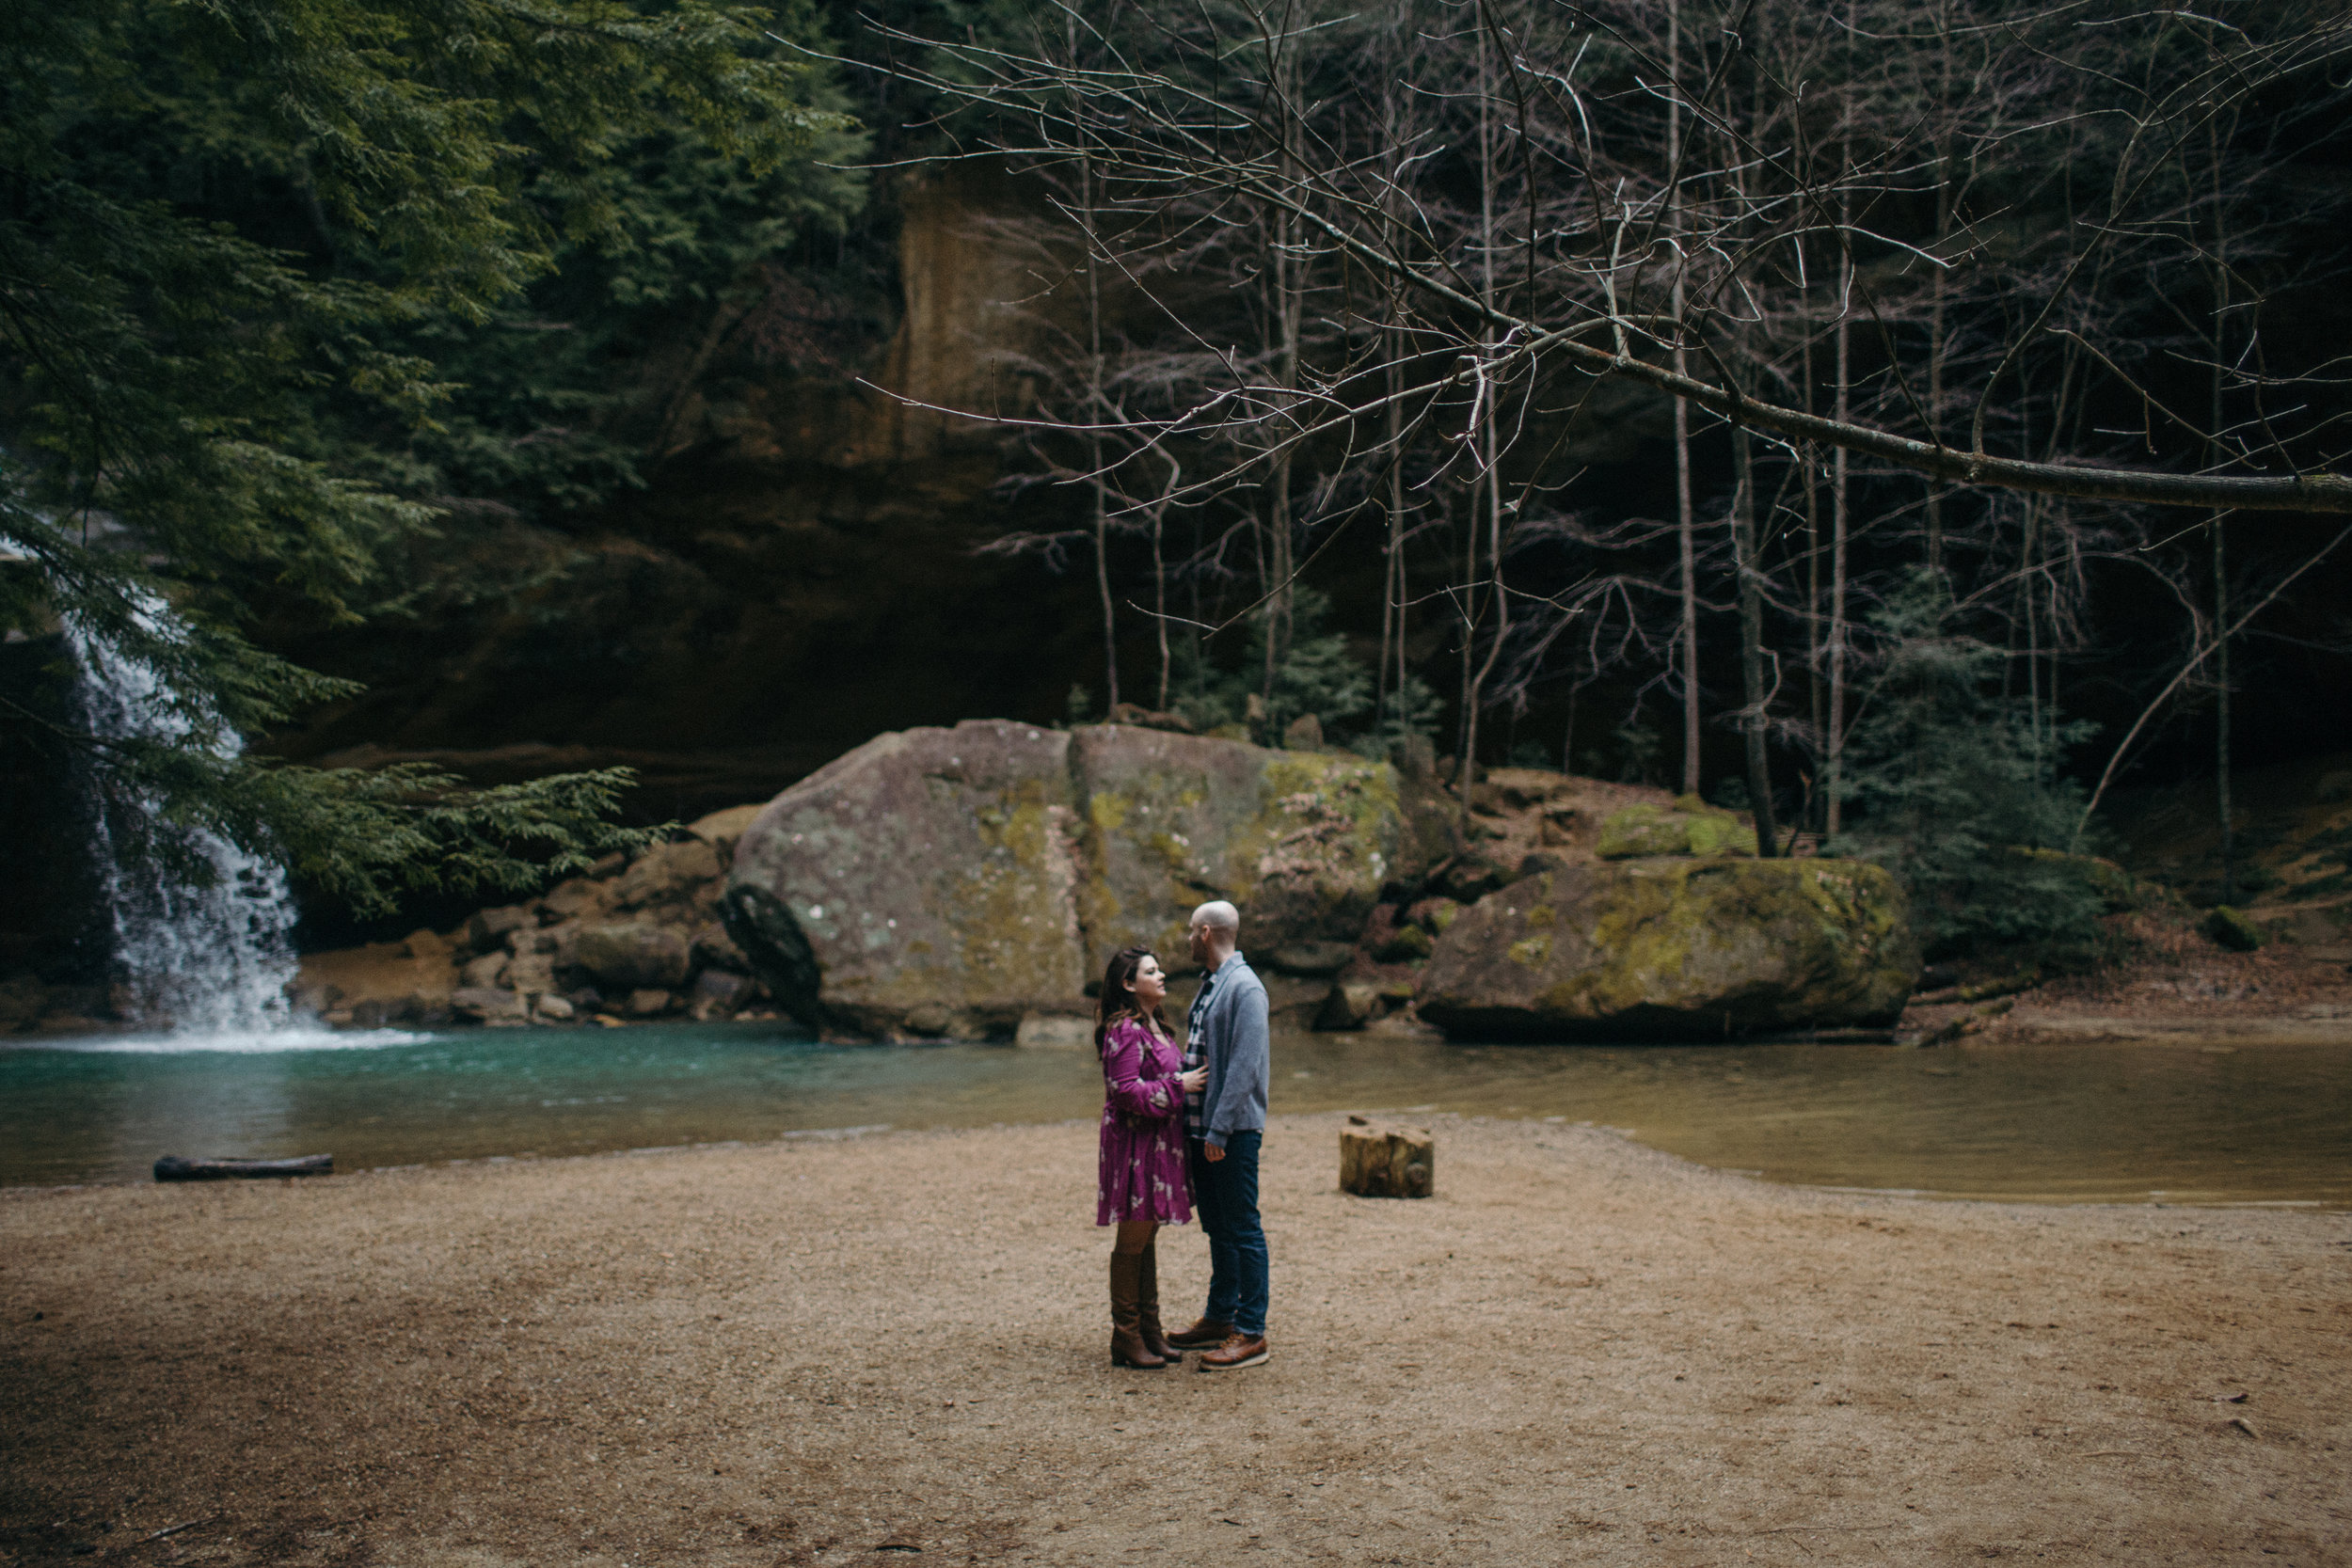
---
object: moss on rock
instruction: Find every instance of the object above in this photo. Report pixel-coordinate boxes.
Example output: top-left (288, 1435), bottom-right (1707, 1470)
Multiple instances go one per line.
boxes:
top-left (721, 721), bottom-right (1088, 1037)
top-left (1597, 801), bottom-right (1757, 860)
top-left (1069, 724), bottom-right (1457, 967)
top-left (1417, 859), bottom-right (1919, 1041)
top-left (2203, 905), bottom-right (2264, 952)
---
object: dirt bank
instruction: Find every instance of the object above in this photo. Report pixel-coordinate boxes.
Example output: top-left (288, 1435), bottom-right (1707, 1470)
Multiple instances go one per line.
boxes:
top-left (1899, 908), bottom-right (2352, 1049)
top-left (4, 1117), bottom-right (2346, 1566)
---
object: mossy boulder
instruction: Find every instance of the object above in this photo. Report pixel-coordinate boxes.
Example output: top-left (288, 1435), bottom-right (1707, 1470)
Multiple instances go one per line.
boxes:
top-left (723, 719), bottom-right (1460, 1037)
top-left (1416, 859), bottom-right (1919, 1041)
top-left (723, 720), bottom-right (1089, 1037)
top-left (1596, 799), bottom-right (1757, 859)
top-left (2203, 905), bottom-right (2264, 952)
top-left (1068, 723), bottom-right (1458, 966)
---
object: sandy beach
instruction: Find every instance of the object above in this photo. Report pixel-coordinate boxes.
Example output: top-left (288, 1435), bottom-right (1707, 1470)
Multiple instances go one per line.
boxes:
top-left (3, 1115), bottom-right (2346, 1566)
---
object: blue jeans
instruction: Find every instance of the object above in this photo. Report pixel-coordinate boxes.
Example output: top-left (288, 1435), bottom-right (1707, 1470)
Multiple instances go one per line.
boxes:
top-left (1189, 1131), bottom-right (1267, 1337)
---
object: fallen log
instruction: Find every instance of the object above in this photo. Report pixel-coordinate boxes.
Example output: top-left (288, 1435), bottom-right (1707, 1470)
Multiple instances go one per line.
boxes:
top-left (153, 1154), bottom-right (332, 1182)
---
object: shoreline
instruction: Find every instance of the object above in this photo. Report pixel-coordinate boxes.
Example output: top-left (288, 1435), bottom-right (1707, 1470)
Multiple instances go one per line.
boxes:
top-left (4, 1097), bottom-right (2348, 1212)
top-left (5, 1114), bottom-right (2346, 1565)
top-left (6, 1022), bottom-right (2349, 1206)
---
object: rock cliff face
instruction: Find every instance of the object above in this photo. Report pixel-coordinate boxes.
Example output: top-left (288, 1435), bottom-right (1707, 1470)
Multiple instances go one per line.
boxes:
top-left (1416, 859), bottom-right (1919, 1041)
top-left (722, 719), bottom-right (1459, 1036)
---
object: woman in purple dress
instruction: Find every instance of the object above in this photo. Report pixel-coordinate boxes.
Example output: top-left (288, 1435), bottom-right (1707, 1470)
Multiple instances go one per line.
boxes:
top-left (1097, 944), bottom-right (1206, 1370)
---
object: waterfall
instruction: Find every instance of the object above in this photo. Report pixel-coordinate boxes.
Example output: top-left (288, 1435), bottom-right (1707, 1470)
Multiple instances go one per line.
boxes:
top-left (65, 610), bottom-right (302, 1037)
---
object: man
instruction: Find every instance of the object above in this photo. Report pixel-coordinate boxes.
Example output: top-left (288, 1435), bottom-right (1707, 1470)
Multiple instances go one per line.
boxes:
top-left (1167, 899), bottom-right (1271, 1370)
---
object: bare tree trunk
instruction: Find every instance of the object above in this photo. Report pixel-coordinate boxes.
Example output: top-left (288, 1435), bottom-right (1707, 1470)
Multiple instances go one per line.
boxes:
top-left (1669, 0), bottom-right (1700, 798)
top-left (1152, 460), bottom-right (1174, 710)
top-left (2214, 521), bottom-right (2233, 901)
top-left (1459, 14), bottom-right (1502, 794)
top-left (1073, 16), bottom-right (1118, 712)
top-left (1924, 0), bottom-right (1955, 574)
top-left (2208, 119), bottom-right (2235, 906)
top-left (1732, 424), bottom-right (1781, 857)
top-left (1803, 296), bottom-right (1824, 830)
top-left (1376, 12), bottom-right (1410, 738)
top-left (1824, 191), bottom-right (1853, 837)
top-left (1258, 11), bottom-right (1303, 721)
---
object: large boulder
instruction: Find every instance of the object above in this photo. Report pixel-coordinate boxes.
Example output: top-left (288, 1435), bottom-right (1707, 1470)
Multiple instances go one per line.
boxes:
top-left (723, 720), bottom-right (1089, 1037)
top-left (1416, 859), bottom-right (1918, 1041)
top-left (722, 719), bottom-right (1459, 1037)
top-left (1069, 724), bottom-right (1456, 964)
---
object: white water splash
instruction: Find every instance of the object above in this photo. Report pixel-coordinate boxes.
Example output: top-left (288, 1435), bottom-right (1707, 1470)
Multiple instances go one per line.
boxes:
top-left (27, 1026), bottom-right (421, 1054)
top-left (65, 609), bottom-right (304, 1037)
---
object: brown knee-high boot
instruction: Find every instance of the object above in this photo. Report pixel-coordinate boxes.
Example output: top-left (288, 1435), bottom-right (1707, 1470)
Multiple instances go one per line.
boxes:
top-left (1109, 1253), bottom-right (1167, 1370)
top-left (1136, 1240), bottom-right (1179, 1362)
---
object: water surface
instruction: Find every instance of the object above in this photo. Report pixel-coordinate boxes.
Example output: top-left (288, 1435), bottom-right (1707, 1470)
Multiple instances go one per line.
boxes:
top-left (3, 1024), bottom-right (2344, 1208)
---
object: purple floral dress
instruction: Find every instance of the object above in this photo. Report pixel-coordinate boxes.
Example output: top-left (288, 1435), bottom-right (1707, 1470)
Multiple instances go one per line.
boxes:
top-left (1097, 1016), bottom-right (1193, 1226)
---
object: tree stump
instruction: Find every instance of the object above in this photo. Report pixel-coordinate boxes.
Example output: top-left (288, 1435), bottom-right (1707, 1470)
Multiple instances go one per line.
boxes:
top-left (1339, 1116), bottom-right (1434, 1198)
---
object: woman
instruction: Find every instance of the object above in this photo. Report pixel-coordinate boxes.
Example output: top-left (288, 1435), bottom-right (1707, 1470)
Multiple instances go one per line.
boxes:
top-left (1096, 944), bottom-right (1206, 1370)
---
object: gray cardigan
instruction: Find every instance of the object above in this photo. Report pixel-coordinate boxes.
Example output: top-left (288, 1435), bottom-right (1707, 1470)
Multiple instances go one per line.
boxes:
top-left (1194, 953), bottom-right (1269, 1148)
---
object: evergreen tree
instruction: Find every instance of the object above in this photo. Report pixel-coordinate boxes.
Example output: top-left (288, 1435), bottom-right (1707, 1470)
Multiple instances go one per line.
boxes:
top-left (1169, 588), bottom-right (1374, 746)
top-left (1832, 572), bottom-right (2105, 958)
top-left (0, 0), bottom-right (851, 913)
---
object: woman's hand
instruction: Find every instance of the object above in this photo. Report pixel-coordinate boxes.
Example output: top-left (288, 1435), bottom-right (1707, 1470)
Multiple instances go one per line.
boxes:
top-left (1178, 1067), bottom-right (1208, 1094)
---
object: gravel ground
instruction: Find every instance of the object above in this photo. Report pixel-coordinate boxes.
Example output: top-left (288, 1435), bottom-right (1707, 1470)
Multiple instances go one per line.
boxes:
top-left (3, 1115), bottom-right (2347, 1567)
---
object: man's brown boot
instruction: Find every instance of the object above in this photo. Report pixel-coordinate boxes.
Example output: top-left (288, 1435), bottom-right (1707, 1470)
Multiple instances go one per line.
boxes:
top-left (1165, 1316), bottom-right (1232, 1352)
top-left (1200, 1331), bottom-right (1269, 1371)
top-left (1136, 1242), bottom-right (1180, 1362)
top-left (1108, 1254), bottom-right (1166, 1370)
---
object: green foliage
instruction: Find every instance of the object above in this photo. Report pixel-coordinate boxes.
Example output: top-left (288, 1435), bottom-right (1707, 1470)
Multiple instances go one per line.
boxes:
top-left (1169, 588), bottom-right (1374, 745)
top-left (355, 118), bottom-right (866, 526)
top-left (1830, 571), bottom-right (2106, 959)
top-left (112, 749), bottom-right (659, 920)
top-left (1582, 718), bottom-right (1665, 786)
top-left (1345, 673), bottom-right (1444, 758)
top-left (1, 0), bottom-right (851, 905)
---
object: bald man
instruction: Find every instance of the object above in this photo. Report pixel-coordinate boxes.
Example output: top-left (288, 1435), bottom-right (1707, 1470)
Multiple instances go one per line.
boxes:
top-left (1167, 899), bottom-right (1271, 1370)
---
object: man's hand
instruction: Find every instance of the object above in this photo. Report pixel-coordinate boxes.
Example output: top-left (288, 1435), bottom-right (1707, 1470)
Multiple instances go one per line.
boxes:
top-left (1202, 1142), bottom-right (1225, 1163)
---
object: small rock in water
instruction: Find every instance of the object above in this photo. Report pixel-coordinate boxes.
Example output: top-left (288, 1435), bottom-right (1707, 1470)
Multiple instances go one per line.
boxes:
top-left (626, 989), bottom-right (675, 1018)
top-left (689, 970), bottom-right (755, 1021)
top-left (533, 993), bottom-right (576, 1022)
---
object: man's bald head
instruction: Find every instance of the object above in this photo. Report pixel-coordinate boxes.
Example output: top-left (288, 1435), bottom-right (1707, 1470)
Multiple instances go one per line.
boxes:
top-left (1187, 900), bottom-right (1240, 970)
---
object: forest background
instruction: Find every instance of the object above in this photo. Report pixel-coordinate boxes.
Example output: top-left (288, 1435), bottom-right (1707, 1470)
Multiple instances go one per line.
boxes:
top-left (4, 0), bottom-right (2351, 970)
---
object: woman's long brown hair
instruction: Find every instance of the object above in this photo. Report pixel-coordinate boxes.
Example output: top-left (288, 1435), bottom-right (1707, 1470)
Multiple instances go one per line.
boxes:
top-left (1096, 944), bottom-right (1169, 1055)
